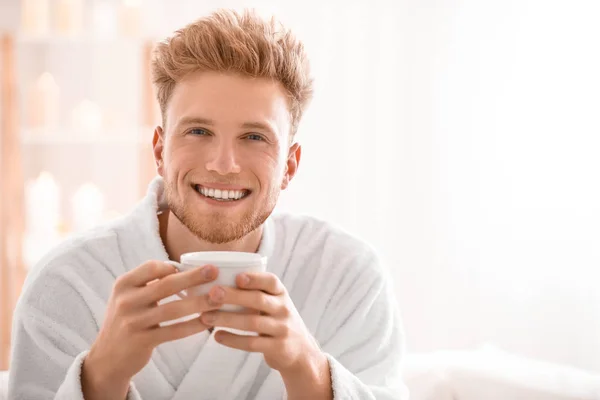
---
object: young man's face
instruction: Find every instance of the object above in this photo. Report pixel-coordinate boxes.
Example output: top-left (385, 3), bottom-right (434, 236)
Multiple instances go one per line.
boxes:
top-left (153, 71), bottom-right (300, 244)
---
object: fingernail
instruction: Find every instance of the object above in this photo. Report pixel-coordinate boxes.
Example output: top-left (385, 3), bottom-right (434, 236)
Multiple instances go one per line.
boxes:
top-left (212, 287), bottom-right (224, 301)
top-left (239, 273), bottom-right (250, 286)
top-left (203, 266), bottom-right (214, 279)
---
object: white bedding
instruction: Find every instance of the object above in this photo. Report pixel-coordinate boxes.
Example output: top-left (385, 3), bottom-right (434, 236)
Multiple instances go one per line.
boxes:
top-left (401, 347), bottom-right (600, 400)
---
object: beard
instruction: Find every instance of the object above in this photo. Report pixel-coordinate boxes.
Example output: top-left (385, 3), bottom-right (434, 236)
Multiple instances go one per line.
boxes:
top-left (164, 175), bottom-right (280, 244)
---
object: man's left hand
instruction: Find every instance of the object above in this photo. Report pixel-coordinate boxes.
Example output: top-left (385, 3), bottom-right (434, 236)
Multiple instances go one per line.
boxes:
top-left (200, 272), bottom-right (326, 376)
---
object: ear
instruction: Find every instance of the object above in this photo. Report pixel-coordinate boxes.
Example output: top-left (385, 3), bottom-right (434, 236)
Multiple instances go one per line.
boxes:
top-left (281, 142), bottom-right (301, 190)
top-left (152, 126), bottom-right (166, 177)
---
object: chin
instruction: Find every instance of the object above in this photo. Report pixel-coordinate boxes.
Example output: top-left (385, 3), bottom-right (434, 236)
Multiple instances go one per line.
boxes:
top-left (177, 206), bottom-right (256, 244)
top-left (167, 180), bottom-right (278, 243)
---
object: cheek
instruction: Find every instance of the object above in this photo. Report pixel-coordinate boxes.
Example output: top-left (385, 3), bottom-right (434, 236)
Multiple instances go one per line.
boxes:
top-left (254, 152), bottom-right (284, 186)
top-left (168, 144), bottom-right (203, 174)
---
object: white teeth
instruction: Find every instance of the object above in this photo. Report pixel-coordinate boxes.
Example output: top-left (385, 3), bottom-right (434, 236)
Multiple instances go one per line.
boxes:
top-left (196, 185), bottom-right (247, 201)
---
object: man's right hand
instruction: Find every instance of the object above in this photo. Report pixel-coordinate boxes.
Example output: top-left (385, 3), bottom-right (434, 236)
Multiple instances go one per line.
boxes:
top-left (82, 260), bottom-right (221, 400)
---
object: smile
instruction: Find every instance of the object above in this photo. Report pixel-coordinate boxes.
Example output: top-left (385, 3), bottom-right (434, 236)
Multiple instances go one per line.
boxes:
top-left (193, 184), bottom-right (251, 202)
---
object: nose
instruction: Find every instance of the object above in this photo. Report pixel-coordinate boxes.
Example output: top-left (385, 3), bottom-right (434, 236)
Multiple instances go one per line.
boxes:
top-left (205, 138), bottom-right (241, 175)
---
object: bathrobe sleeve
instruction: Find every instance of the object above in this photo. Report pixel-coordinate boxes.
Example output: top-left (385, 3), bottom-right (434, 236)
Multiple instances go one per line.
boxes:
top-left (8, 270), bottom-right (142, 400)
top-left (318, 251), bottom-right (409, 400)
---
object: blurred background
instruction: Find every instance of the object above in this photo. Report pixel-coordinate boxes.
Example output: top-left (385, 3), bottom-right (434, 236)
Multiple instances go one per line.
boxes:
top-left (1, 0), bottom-right (600, 394)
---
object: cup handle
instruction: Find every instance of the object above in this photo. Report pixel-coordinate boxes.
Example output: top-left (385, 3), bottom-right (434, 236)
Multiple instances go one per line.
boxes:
top-left (164, 260), bottom-right (188, 299)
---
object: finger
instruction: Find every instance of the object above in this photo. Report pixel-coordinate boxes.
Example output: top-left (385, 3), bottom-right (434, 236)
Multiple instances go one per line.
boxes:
top-left (236, 272), bottom-right (285, 296)
top-left (201, 311), bottom-right (283, 336)
top-left (117, 260), bottom-right (178, 289)
top-left (136, 294), bottom-right (224, 328)
top-left (208, 286), bottom-right (282, 315)
top-left (140, 264), bottom-right (219, 304)
top-left (149, 316), bottom-right (211, 345)
top-left (213, 330), bottom-right (271, 352)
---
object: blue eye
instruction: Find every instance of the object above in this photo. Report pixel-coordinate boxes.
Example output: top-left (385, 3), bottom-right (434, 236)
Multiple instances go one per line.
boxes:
top-left (247, 134), bottom-right (264, 141)
top-left (190, 128), bottom-right (209, 136)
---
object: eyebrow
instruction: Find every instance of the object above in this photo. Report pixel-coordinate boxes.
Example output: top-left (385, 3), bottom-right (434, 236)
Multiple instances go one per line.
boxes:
top-left (177, 117), bottom-right (215, 128)
top-left (240, 121), bottom-right (275, 134)
top-left (176, 116), bottom-right (276, 136)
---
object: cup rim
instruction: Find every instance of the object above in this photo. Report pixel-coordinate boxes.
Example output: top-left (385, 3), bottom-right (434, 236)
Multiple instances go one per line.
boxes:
top-left (180, 251), bottom-right (266, 267)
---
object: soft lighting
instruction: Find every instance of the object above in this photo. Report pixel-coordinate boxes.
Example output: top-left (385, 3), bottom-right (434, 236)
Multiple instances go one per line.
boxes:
top-left (28, 72), bottom-right (60, 130)
top-left (71, 99), bottom-right (103, 135)
top-left (20, 0), bottom-right (50, 36)
top-left (55, 0), bottom-right (84, 36)
top-left (71, 183), bottom-right (105, 232)
top-left (92, 1), bottom-right (118, 39)
top-left (123, 0), bottom-right (143, 7)
top-left (119, 0), bottom-right (142, 37)
top-left (25, 171), bottom-right (60, 233)
top-left (24, 172), bottom-right (62, 268)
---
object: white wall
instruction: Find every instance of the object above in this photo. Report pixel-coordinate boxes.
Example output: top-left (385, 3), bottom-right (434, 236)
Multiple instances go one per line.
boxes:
top-left (422, 0), bottom-right (600, 371)
top-left (277, 0), bottom-right (600, 373)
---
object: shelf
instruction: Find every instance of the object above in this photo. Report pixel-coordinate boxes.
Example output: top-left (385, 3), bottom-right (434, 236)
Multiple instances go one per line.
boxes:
top-left (20, 128), bottom-right (153, 145)
top-left (15, 34), bottom-right (151, 46)
top-left (1, 28), bottom-right (156, 369)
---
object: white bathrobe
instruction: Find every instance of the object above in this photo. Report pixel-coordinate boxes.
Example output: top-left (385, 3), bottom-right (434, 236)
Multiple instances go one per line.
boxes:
top-left (8, 177), bottom-right (408, 400)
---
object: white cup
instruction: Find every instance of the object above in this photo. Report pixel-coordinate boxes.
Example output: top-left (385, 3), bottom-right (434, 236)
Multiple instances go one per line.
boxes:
top-left (166, 251), bottom-right (267, 312)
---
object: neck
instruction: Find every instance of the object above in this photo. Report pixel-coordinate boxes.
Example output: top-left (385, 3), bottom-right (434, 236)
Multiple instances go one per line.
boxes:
top-left (158, 210), bottom-right (263, 262)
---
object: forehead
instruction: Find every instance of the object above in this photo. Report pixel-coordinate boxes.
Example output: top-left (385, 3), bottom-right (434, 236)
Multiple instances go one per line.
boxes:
top-left (167, 71), bottom-right (291, 134)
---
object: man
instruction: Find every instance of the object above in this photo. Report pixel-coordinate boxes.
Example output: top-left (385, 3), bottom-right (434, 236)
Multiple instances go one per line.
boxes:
top-left (8, 9), bottom-right (408, 400)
